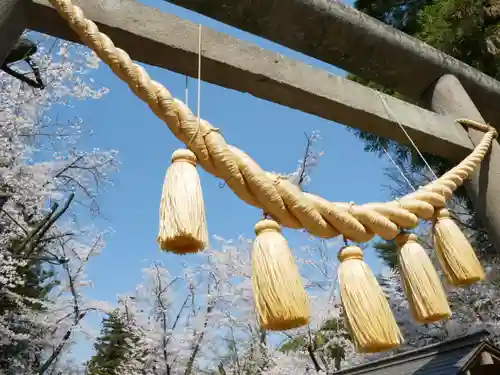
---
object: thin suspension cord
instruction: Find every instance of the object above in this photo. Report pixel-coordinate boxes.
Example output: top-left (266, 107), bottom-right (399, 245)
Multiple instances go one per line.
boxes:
top-left (185, 75), bottom-right (189, 106)
top-left (197, 24), bottom-right (202, 128)
top-left (376, 91), bottom-right (439, 180)
top-left (186, 24), bottom-right (203, 148)
top-left (381, 146), bottom-right (416, 192)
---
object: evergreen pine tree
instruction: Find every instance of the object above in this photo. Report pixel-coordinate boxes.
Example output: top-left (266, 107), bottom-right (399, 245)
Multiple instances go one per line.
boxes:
top-left (0, 234), bottom-right (60, 373)
top-left (86, 311), bottom-right (132, 375)
top-left (279, 316), bottom-right (351, 371)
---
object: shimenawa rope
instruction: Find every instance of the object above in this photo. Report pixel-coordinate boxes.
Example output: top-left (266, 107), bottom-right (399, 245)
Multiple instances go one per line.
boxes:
top-left (47, 0), bottom-right (497, 244)
top-left (47, 0), bottom-right (498, 352)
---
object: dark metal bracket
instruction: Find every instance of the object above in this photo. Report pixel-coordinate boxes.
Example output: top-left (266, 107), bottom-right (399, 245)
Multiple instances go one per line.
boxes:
top-left (1, 37), bottom-right (45, 89)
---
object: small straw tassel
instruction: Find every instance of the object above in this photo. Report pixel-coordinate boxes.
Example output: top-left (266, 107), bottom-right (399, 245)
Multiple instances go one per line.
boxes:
top-left (338, 246), bottom-right (402, 353)
top-left (433, 208), bottom-right (484, 286)
top-left (251, 219), bottom-right (309, 331)
top-left (157, 149), bottom-right (208, 254)
top-left (395, 233), bottom-right (451, 324)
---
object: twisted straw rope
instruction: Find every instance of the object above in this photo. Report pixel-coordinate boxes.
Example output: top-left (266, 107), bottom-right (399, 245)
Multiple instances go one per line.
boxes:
top-left (49, 0), bottom-right (498, 242)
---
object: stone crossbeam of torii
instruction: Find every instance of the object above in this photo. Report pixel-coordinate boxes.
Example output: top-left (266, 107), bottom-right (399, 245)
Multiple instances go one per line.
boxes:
top-left (2, 0), bottom-right (500, 251)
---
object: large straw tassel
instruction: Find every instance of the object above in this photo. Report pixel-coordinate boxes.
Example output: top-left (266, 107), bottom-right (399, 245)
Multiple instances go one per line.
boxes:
top-left (433, 208), bottom-right (484, 286)
top-left (157, 149), bottom-right (208, 254)
top-left (251, 219), bottom-right (309, 331)
top-left (338, 246), bottom-right (402, 353)
top-left (395, 233), bottom-right (451, 324)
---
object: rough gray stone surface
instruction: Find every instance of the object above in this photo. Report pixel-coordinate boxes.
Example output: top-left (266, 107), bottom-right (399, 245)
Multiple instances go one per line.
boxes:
top-left (423, 74), bottom-right (500, 253)
top-left (28, 0), bottom-right (473, 161)
top-left (168, 0), bottom-right (500, 131)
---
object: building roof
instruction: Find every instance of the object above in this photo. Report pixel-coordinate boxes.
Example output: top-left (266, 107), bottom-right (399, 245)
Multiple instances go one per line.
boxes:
top-left (335, 330), bottom-right (500, 375)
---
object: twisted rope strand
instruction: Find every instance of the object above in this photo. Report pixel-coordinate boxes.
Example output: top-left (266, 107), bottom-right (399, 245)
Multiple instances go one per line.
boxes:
top-left (49, 0), bottom-right (498, 242)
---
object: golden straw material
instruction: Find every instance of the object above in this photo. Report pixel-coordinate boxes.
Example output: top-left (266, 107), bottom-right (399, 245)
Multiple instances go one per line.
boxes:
top-left (395, 233), bottom-right (451, 324)
top-left (251, 219), bottom-right (309, 331)
top-left (47, 0), bottom-right (497, 245)
top-left (338, 246), bottom-right (402, 353)
top-left (433, 209), bottom-right (485, 286)
top-left (157, 149), bottom-right (208, 254)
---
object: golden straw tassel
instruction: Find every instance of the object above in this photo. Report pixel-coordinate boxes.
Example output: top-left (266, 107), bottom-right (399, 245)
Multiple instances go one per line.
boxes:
top-left (395, 233), bottom-right (451, 324)
top-left (251, 219), bottom-right (309, 331)
top-left (338, 245), bottom-right (402, 353)
top-left (433, 208), bottom-right (484, 286)
top-left (157, 149), bottom-right (208, 254)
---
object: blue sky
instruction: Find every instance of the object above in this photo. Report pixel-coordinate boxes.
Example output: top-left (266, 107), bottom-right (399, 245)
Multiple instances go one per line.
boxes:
top-left (50, 0), bottom-right (399, 361)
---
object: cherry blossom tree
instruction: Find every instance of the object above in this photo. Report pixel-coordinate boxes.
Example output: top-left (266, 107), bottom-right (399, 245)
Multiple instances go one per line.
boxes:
top-left (103, 234), bottom-right (358, 375)
top-left (12, 29), bottom-right (495, 375)
top-left (85, 130), bottom-right (361, 375)
top-left (0, 33), bottom-right (117, 374)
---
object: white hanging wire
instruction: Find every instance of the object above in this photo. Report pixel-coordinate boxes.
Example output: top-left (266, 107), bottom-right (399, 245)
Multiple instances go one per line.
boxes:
top-left (186, 24), bottom-right (203, 148)
top-left (185, 75), bottom-right (189, 106)
top-left (381, 145), bottom-right (416, 192)
top-left (376, 91), bottom-right (439, 181)
top-left (197, 24), bottom-right (202, 128)
top-left (375, 91), bottom-right (450, 244)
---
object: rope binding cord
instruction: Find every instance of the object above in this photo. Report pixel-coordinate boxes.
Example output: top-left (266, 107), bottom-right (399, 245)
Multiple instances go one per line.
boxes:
top-left (47, 0), bottom-right (498, 353)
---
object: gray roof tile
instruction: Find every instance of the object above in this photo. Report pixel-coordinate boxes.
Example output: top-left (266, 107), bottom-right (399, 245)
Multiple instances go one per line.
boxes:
top-left (335, 330), bottom-right (490, 375)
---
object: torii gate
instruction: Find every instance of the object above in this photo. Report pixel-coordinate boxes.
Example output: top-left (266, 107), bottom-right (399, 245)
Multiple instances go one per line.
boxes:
top-left (3, 0), bottom-right (500, 353)
top-left (2, 0), bottom-right (500, 251)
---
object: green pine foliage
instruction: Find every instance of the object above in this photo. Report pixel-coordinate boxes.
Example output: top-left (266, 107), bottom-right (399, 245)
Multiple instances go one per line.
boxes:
top-left (279, 316), bottom-right (351, 371)
top-left (0, 235), bottom-right (59, 372)
top-left (86, 311), bottom-right (132, 375)
top-left (372, 240), bottom-right (399, 270)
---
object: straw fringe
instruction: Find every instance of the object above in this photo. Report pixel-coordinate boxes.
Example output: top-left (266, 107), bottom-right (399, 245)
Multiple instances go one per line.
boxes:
top-left (338, 246), bottom-right (402, 353)
top-left (395, 233), bottom-right (451, 323)
top-left (252, 219), bottom-right (309, 331)
top-left (158, 149), bottom-right (208, 254)
top-left (433, 209), bottom-right (484, 286)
